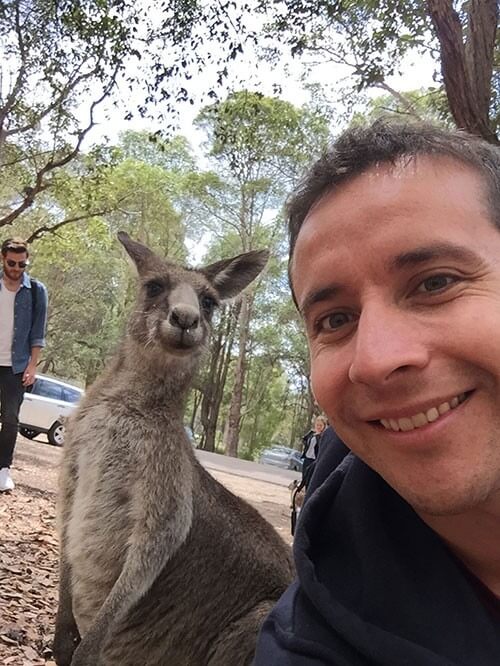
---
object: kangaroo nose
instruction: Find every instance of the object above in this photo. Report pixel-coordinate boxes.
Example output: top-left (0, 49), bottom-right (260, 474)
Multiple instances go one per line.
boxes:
top-left (170, 306), bottom-right (199, 331)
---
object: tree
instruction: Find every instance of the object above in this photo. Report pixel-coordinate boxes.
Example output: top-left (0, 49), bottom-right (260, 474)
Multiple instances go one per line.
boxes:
top-left (17, 130), bottom-right (192, 384)
top-left (31, 218), bottom-right (127, 384)
top-left (0, 0), bottom-right (259, 236)
top-left (102, 157), bottom-right (187, 260)
top-left (194, 91), bottom-right (330, 456)
top-left (0, 0), bottom-right (137, 230)
top-left (351, 87), bottom-right (454, 126)
top-left (259, 0), bottom-right (499, 142)
top-left (198, 300), bottom-right (240, 452)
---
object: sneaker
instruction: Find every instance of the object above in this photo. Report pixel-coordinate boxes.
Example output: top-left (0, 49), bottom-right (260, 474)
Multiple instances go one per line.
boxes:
top-left (0, 467), bottom-right (14, 492)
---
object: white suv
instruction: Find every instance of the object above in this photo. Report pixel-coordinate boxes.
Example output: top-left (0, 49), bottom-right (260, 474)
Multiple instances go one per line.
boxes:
top-left (19, 374), bottom-right (84, 446)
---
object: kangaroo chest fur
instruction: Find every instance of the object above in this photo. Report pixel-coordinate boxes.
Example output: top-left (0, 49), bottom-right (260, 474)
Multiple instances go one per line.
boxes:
top-left (65, 387), bottom-right (195, 633)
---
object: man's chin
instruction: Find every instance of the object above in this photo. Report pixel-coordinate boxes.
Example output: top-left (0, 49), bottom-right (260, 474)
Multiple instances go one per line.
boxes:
top-left (401, 483), bottom-right (494, 518)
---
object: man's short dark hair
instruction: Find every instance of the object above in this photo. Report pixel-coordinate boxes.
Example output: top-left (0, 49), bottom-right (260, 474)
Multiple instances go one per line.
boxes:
top-left (287, 120), bottom-right (500, 270)
top-left (1, 237), bottom-right (29, 257)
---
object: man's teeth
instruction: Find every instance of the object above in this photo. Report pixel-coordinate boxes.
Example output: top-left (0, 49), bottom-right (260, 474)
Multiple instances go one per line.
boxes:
top-left (380, 394), bottom-right (467, 432)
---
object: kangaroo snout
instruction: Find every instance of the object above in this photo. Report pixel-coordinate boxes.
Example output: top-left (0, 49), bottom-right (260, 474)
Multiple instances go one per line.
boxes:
top-left (169, 306), bottom-right (200, 330)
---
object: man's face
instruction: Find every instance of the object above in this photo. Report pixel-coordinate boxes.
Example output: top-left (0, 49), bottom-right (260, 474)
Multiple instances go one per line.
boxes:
top-left (292, 156), bottom-right (500, 516)
top-left (2, 250), bottom-right (28, 282)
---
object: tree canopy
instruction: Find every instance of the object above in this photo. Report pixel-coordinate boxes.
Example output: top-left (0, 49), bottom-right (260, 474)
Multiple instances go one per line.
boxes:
top-left (258, 0), bottom-right (499, 142)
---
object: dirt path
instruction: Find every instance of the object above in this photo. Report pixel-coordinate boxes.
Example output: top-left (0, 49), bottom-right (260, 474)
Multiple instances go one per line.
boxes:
top-left (0, 443), bottom-right (294, 665)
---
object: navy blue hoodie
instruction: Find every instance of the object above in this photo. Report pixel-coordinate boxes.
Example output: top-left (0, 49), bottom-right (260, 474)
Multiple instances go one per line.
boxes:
top-left (255, 430), bottom-right (500, 665)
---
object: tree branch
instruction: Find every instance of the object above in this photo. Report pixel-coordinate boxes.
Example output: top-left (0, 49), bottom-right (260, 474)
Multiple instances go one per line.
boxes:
top-left (0, 65), bottom-right (120, 228)
top-left (25, 206), bottom-right (122, 244)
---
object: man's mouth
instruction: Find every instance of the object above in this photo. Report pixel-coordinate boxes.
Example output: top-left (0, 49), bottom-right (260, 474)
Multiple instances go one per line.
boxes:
top-left (377, 391), bottom-right (473, 432)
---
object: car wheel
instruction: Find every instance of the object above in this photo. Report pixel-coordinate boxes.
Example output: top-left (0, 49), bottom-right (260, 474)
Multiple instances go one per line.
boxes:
top-left (20, 427), bottom-right (38, 440)
top-left (48, 422), bottom-right (65, 446)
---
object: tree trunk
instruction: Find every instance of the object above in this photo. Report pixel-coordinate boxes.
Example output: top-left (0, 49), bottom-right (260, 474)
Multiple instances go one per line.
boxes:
top-left (426, 0), bottom-right (498, 143)
top-left (189, 389), bottom-right (202, 433)
top-left (224, 292), bottom-right (251, 457)
top-left (200, 304), bottom-right (239, 452)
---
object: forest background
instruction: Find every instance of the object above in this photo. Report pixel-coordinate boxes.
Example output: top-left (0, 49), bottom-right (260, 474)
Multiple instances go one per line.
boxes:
top-left (0, 0), bottom-right (498, 459)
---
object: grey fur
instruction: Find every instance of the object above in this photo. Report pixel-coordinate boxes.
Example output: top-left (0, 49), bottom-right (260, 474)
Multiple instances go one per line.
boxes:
top-left (53, 233), bottom-right (293, 666)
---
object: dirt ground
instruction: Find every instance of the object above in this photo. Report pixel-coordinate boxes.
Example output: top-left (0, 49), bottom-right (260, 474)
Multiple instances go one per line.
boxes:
top-left (0, 445), bottom-right (295, 665)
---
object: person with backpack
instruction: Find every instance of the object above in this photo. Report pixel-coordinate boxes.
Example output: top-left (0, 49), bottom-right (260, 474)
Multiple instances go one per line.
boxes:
top-left (0, 238), bottom-right (48, 492)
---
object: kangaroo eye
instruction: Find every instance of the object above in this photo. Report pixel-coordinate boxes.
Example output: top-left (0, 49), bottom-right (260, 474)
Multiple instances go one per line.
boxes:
top-left (201, 295), bottom-right (216, 313)
top-left (146, 281), bottom-right (164, 298)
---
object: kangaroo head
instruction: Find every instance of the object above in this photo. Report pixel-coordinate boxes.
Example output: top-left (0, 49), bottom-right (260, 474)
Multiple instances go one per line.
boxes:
top-left (118, 232), bottom-right (269, 358)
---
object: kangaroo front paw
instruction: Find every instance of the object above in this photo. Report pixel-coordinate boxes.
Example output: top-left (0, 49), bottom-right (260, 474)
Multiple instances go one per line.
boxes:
top-left (68, 639), bottom-right (102, 666)
top-left (53, 626), bottom-right (80, 666)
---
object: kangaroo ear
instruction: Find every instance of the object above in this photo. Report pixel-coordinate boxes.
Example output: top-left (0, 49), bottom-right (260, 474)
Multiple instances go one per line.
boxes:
top-left (118, 231), bottom-right (155, 273)
top-left (202, 249), bottom-right (270, 300)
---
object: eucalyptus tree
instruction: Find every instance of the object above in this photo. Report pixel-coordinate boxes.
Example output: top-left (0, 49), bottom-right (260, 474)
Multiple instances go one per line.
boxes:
top-left (195, 91), bottom-right (329, 456)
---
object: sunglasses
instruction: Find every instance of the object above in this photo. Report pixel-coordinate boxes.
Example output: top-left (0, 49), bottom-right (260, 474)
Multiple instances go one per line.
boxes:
top-left (5, 259), bottom-right (29, 268)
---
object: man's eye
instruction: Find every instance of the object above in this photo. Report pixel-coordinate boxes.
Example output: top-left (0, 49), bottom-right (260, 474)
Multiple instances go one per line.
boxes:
top-left (146, 281), bottom-right (164, 297)
top-left (318, 312), bottom-right (353, 331)
top-left (416, 275), bottom-right (456, 293)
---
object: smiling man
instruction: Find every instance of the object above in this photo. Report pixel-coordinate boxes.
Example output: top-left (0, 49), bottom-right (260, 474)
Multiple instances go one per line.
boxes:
top-left (255, 122), bottom-right (500, 665)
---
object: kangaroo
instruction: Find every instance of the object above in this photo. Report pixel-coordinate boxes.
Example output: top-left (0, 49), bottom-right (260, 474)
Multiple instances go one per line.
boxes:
top-left (52, 232), bottom-right (294, 666)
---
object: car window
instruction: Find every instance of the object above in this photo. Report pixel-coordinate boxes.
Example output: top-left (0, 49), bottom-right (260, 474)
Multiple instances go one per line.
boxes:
top-left (32, 378), bottom-right (64, 400)
top-left (63, 387), bottom-right (82, 403)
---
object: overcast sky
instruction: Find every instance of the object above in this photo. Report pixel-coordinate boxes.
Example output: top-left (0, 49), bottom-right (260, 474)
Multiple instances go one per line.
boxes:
top-left (87, 38), bottom-right (437, 152)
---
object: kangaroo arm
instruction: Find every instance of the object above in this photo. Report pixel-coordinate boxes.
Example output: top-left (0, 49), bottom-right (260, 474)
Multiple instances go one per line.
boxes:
top-left (69, 475), bottom-right (194, 666)
top-left (54, 438), bottom-right (81, 665)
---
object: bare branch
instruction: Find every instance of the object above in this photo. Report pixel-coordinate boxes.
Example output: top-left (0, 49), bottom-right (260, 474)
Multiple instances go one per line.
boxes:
top-left (25, 206), bottom-right (120, 244)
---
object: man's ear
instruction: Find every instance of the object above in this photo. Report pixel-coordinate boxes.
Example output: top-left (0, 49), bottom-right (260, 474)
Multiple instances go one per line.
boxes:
top-left (202, 249), bottom-right (270, 300)
top-left (117, 231), bottom-right (155, 274)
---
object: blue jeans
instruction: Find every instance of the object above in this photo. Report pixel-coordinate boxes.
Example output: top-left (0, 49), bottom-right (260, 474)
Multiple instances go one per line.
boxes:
top-left (0, 367), bottom-right (24, 468)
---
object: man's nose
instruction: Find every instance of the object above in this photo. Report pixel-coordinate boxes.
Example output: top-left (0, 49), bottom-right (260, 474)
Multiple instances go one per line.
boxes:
top-left (348, 303), bottom-right (429, 386)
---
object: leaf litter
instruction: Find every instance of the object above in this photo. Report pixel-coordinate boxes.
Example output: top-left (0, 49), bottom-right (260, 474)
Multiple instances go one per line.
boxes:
top-left (0, 486), bottom-right (58, 665)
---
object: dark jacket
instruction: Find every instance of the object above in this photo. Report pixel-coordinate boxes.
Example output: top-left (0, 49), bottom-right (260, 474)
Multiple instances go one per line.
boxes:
top-left (301, 428), bottom-right (327, 461)
top-left (0, 272), bottom-right (48, 373)
top-left (255, 431), bottom-right (500, 665)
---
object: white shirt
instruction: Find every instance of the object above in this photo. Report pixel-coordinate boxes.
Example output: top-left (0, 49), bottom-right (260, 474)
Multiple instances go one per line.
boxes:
top-left (0, 279), bottom-right (17, 366)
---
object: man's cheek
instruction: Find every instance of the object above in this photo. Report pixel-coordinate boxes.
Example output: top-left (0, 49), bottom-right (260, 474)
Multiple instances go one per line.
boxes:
top-left (310, 369), bottom-right (332, 412)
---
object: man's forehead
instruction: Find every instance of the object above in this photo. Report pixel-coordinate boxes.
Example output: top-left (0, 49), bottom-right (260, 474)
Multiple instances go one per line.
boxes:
top-left (294, 155), bottom-right (488, 253)
top-left (290, 156), bottom-right (493, 309)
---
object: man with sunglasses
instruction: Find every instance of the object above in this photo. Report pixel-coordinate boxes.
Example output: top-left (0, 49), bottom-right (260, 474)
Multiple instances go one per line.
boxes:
top-left (0, 238), bottom-right (47, 492)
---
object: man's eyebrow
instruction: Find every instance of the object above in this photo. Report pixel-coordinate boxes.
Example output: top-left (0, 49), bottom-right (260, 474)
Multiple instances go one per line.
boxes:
top-left (299, 283), bottom-right (343, 317)
top-left (390, 243), bottom-right (481, 272)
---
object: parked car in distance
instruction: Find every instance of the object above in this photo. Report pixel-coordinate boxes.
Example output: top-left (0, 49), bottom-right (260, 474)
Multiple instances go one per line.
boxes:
top-left (19, 374), bottom-right (84, 446)
top-left (258, 446), bottom-right (303, 472)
